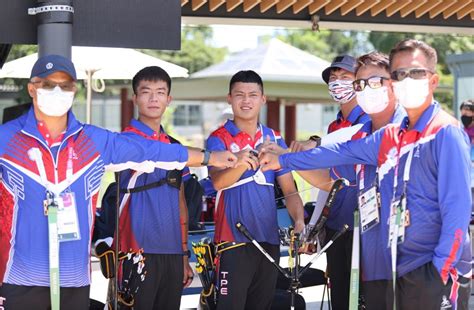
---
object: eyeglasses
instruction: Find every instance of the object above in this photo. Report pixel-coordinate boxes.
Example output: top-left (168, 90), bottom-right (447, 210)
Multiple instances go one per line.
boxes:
top-left (390, 68), bottom-right (434, 81)
top-left (352, 76), bottom-right (389, 92)
top-left (31, 79), bottom-right (76, 92)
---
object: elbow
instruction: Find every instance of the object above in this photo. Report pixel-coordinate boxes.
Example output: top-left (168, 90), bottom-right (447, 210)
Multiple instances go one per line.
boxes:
top-left (319, 183), bottom-right (332, 192)
top-left (212, 180), bottom-right (226, 191)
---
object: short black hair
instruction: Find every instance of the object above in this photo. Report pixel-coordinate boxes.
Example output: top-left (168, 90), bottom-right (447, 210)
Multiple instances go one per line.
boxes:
top-left (229, 70), bottom-right (264, 94)
top-left (132, 66), bottom-right (171, 95)
top-left (389, 39), bottom-right (437, 71)
top-left (355, 51), bottom-right (390, 75)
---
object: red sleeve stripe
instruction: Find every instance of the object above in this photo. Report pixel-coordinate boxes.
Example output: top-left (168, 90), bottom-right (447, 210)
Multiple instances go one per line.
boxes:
top-left (440, 229), bottom-right (463, 284)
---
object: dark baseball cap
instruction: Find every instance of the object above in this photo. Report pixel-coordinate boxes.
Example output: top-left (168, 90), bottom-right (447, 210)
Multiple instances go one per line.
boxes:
top-left (30, 54), bottom-right (77, 80)
top-left (322, 55), bottom-right (356, 84)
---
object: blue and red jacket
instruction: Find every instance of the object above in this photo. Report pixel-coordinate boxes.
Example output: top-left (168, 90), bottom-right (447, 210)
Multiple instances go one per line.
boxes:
top-left (0, 108), bottom-right (188, 287)
top-left (279, 102), bottom-right (471, 282)
top-left (330, 104), bottom-right (406, 281)
top-left (206, 120), bottom-right (290, 245)
top-left (117, 119), bottom-right (189, 254)
top-left (326, 105), bottom-right (370, 231)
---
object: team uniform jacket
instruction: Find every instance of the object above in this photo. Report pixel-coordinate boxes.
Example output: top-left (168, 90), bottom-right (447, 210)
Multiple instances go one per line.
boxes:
top-left (279, 102), bottom-right (471, 283)
top-left (206, 120), bottom-right (290, 245)
top-left (118, 119), bottom-right (190, 254)
top-left (330, 104), bottom-right (406, 281)
top-left (0, 108), bottom-right (188, 287)
top-left (326, 105), bottom-right (370, 231)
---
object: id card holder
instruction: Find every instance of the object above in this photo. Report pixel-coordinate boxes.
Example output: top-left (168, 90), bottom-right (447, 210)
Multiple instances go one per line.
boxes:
top-left (358, 186), bottom-right (380, 233)
top-left (387, 198), bottom-right (407, 247)
top-left (56, 192), bottom-right (81, 242)
top-left (397, 197), bottom-right (407, 244)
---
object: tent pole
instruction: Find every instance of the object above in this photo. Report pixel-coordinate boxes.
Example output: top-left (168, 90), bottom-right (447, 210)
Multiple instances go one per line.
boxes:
top-left (86, 70), bottom-right (93, 124)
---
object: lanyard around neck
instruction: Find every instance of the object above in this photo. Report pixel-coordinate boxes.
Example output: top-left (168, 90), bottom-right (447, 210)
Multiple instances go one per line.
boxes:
top-left (392, 135), bottom-right (418, 202)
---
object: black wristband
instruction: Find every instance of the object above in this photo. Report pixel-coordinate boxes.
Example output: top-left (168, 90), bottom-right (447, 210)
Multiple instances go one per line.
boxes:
top-left (309, 135), bottom-right (321, 147)
top-left (201, 149), bottom-right (211, 166)
top-left (183, 249), bottom-right (191, 258)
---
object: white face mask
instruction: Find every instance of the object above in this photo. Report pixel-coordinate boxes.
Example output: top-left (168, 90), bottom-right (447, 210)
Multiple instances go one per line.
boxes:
top-left (328, 79), bottom-right (355, 104)
top-left (36, 86), bottom-right (74, 117)
top-left (392, 77), bottom-right (430, 109)
top-left (356, 86), bottom-right (390, 115)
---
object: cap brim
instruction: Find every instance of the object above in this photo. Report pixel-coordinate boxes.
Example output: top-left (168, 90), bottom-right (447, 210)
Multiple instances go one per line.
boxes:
top-left (35, 69), bottom-right (77, 81)
top-left (322, 64), bottom-right (355, 84)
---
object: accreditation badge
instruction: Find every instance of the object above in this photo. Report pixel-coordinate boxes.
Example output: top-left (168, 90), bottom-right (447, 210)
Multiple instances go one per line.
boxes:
top-left (358, 186), bottom-right (380, 233)
top-left (56, 192), bottom-right (81, 242)
top-left (387, 197), bottom-right (407, 247)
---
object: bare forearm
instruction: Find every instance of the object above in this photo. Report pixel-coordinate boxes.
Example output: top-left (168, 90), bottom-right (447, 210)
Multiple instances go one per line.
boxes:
top-left (209, 165), bottom-right (248, 190)
top-left (286, 194), bottom-right (305, 224)
top-left (296, 169), bottom-right (333, 191)
top-left (277, 173), bottom-right (305, 232)
top-left (186, 147), bottom-right (205, 167)
top-left (179, 185), bottom-right (189, 251)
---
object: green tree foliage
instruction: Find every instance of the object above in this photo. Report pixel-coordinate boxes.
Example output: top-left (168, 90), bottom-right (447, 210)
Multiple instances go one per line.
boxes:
top-left (278, 29), bottom-right (473, 113)
top-left (369, 32), bottom-right (474, 112)
top-left (276, 29), bottom-right (359, 61)
top-left (143, 25), bottom-right (227, 74)
top-left (6, 44), bottom-right (37, 61)
top-left (368, 32), bottom-right (474, 75)
top-left (3, 45), bottom-right (38, 103)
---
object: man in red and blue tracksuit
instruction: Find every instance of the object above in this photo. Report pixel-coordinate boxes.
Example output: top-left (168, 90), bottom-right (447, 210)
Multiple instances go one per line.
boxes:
top-left (207, 70), bottom-right (304, 309)
top-left (261, 40), bottom-right (471, 309)
top-left (115, 66), bottom-right (194, 309)
top-left (0, 55), bottom-right (235, 309)
top-left (326, 51), bottom-right (406, 308)
top-left (117, 121), bottom-right (193, 309)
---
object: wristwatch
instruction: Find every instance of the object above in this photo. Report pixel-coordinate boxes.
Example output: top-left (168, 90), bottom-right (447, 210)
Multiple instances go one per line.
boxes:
top-left (201, 149), bottom-right (211, 166)
top-left (183, 250), bottom-right (191, 258)
top-left (308, 135), bottom-right (322, 147)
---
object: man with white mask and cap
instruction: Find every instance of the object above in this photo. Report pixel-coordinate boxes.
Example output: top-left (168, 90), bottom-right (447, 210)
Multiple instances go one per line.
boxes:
top-left (260, 39), bottom-right (471, 309)
top-left (0, 54), bottom-right (236, 309)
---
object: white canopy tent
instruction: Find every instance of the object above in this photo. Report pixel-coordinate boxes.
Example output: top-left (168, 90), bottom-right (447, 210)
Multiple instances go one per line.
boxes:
top-left (0, 46), bottom-right (189, 123)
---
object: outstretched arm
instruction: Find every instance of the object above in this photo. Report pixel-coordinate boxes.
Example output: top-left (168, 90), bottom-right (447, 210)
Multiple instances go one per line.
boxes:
top-left (101, 130), bottom-right (236, 172)
top-left (260, 130), bottom-right (382, 172)
top-left (186, 147), bottom-right (237, 168)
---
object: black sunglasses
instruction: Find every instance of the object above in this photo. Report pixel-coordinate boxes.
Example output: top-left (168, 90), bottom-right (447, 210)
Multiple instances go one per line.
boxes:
top-left (352, 76), bottom-right (389, 92)
top-left (390, 68), bottom-right (434, 81)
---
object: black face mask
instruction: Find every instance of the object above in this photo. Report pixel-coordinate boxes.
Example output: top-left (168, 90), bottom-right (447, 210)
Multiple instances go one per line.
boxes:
top-left (461, 115), bottom-right (473, 128)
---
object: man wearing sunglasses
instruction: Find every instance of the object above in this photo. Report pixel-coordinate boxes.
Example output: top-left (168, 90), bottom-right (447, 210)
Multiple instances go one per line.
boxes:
top-left (260, 39), bottom-right (471, 309)
top-left (346, 51), bottom-right (406, 308)
top-left (262, 51), bottom-right (406, 308)
top-left (0, 55), bottom-right (237, 309)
